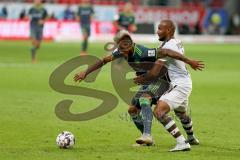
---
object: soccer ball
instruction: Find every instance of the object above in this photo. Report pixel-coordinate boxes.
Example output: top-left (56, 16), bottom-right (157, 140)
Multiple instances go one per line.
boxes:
top-left (56, 131), bottom-right (75, 149)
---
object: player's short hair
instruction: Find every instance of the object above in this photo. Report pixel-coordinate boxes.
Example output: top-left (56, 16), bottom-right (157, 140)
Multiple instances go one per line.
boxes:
top-left (162, 19), bottom-right (176, 36)
top-left (114, 30), bottom-right (132, 44)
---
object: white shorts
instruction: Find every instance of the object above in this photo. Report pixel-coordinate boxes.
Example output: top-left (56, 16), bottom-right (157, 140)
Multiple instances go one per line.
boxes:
top-left (159, 84), bottom-right (192, 112)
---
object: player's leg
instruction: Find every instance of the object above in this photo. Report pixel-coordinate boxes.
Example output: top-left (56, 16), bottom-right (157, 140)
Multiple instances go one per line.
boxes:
top-left (140, 94), bottom-right (153, 136)
top-left (154, 100), bottom-right (190, 151)
top-left (130, 86), bottom-right (154, 146)
top-left (30, 27), bottom-right (37, 63)
top-left (128, 105), bottom-right (149, 147)
top-left (81, 25), bottom-right (90, 55)
top-left (135, 93), bottom-right (154, 145)
top-left (30, 27), bottom-right (42, 63)
top-left (154, 85), bottom-right (191, 151)
top-left (174, 109), bottom-right (199, 145)
top-left (135, 79), bottom-right (169, 145)
top-left (128, 105), bottom-right (143, 133)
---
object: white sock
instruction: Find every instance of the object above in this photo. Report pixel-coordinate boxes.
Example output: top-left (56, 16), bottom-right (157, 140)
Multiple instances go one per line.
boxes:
top-left (143, 133), bottom-right (151, 137)
top-left (176, 135), bottom-right (186, 143)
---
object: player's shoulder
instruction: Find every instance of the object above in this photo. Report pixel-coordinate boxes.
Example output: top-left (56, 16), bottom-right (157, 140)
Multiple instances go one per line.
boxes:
top-left (166, 38), bottom-right (182, 45)
top-left (135, 44), bottom-right (155, 51)
top-left (162, 38), bottom-right (182, 48)
top-left (135, 44), bottom-right (147, 52)
top-left (135, 44), bottom-right (144, 49)
top-left (135, 44), bottom-right (156, 57)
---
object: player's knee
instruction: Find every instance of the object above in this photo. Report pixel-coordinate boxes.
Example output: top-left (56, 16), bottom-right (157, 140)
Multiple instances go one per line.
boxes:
top-left (153, 108), bottom-right (168, 123)
top-left (153, 107), bottom-right (164, 119)
top-left (83, 34), bottom-right (89, 40)
top-left (128, 106), bottom-right (139, 115)
top-left (34, 42), bottom-right (41, 49)
top-left (153, 102), bottom-right (169, 120)
top-left (139, 94), bottom-right (152, 107)
top-left (174, 110), bottom-right (183, 117)
top-left (141, 93), bottom-right (152, 99)
top-left (175, 111), bottom-right (191, 123)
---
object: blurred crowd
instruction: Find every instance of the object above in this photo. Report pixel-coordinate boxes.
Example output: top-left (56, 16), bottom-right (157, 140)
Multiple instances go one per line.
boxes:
top-left (0, 0), bottom-right (240, 35)
top-left (0, 0), bottom-right (228, 6)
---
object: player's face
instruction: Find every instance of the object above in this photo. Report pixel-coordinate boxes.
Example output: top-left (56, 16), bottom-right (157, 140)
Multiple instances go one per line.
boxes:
top-left (124, 3), bottom-right (133, 13)
top-left (82, 0), bottom-right (90, 4)
top-left (118, 37), bottom-right (133, 56)
top-left (157, 23), bottom-right (168, 41)
top-left (34, 0), bottom-right (42, 6)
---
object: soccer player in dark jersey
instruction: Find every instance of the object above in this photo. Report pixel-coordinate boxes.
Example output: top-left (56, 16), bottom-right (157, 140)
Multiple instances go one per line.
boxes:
top-left (74, 30), bottom-right (202, 146)
top-left (114, 2), bottom-right (136, 65)
top-left (114, 2), bottom-right (137, 33)
top-left (77, 0), bottom-right (94, 55)
top-left (28, 0), bottom-right (47, 64)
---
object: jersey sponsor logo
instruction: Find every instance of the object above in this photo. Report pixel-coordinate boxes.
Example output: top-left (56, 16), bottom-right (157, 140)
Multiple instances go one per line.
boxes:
top-left (148, 50), bottom-right (155, 57)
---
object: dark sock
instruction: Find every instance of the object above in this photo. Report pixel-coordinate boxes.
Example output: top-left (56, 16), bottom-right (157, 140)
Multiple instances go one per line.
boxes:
top-left (130, 113), bottom-right (144, 133)
top-left (139, 97), bottom-right (153, 135)
top-left (179, 114), bottom-right (194, 139)
top-left (82, 38), bottom-right (88, 52)
top-left (31, 47), bottom-right (37, 61)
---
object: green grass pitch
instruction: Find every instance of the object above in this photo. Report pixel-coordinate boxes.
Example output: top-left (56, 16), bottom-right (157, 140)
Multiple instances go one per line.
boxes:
top-left (0, 41), bottom-right (240, 160)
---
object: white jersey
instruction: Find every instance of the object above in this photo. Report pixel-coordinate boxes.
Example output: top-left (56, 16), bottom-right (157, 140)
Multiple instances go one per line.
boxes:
top-left (161, 39), bottom-right (192, 87)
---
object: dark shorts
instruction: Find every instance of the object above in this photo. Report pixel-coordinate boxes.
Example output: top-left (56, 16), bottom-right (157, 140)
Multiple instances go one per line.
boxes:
top-left (30, 26), bottom-right (43, 41)
top-left (81, 24), bottom-right (91, 36)
top-left (131, 79), bottom-right (170, 109)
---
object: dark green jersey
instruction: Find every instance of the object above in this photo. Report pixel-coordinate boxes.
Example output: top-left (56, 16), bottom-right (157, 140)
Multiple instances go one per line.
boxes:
top-left (112, 44), bottom-right (157, 75)
top-left (117, 13), bottom-right (135, 30)
top-left (28, 5), bottom-right (47, 27)
top-left (77, 5), bottom-right (94, 25)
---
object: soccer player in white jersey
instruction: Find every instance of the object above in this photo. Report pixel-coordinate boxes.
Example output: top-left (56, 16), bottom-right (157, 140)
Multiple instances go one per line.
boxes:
top-left (134, 20), bottom-right (204, 151)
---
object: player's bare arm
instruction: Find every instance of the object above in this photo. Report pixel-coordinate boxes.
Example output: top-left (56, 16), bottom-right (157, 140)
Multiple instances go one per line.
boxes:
top-left (157, 48), bottom-right (205, 71)
top-left (74, 55), bottom-right (114, 82)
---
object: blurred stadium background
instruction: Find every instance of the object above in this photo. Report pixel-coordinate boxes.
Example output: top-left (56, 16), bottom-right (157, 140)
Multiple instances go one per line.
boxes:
top-left (0, 0), bottom-right (240, 42)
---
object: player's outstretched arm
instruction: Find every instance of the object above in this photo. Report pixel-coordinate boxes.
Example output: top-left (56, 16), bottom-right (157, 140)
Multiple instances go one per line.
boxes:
top-left (157, 48), bottom-right (205, 71)
top-left (133, 59), bottom-right (165, 85)
top-left (74, 55), bottom-right (113, 82)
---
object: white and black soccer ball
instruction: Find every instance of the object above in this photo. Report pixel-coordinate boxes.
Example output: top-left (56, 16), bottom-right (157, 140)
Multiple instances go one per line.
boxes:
top-left (56, 131), bottom-right (75, 149)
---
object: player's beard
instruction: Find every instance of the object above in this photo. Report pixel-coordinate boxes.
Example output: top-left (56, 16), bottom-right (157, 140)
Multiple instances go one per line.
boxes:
top-left (158, 35), bottom-right (166, 41)
top-left (158, 32), bottom-right (167, 41)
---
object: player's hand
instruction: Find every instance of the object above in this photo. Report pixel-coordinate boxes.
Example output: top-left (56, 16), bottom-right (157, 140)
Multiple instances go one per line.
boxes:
top-left (129, 25), bottom-right (137, 32)
top-left (38, 20), bottom-right (45, 25)
top-left (187, 60), bottom-right (205, 71)
top-left (133, 75), bottom-right (149, 85)
top-left (74, 71), bottom-right (86, 82)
